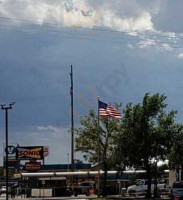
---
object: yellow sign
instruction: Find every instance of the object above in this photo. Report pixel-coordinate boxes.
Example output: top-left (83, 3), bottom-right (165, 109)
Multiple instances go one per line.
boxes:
top-left (17, 146), bottom-right (43, 160)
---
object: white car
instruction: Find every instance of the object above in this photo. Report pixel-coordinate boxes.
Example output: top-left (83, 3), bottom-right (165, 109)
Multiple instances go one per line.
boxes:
top-left (0, 186), bottom-right (6, 194)
top-left (127, 179), bottom-right (166, 196)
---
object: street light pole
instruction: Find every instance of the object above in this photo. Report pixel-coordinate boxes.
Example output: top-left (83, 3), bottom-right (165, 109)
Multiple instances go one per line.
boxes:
top-left (1, 102), bottom-right (15, 200)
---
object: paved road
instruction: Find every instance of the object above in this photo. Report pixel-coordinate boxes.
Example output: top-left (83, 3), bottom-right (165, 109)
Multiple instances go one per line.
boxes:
top-left (0, 193), bottom-right (94, 200)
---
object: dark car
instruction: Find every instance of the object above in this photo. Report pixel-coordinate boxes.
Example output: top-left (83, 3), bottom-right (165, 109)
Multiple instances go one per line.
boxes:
top-left (73, 181), bottom-right (95, 196)
top-left (171, 182), bottom-right (183, 200)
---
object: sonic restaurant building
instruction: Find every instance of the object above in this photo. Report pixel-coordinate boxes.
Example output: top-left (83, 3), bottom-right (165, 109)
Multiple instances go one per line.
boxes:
top-left (16, 168), bottom-right (150, 196)
top-left (1, 145), bottom-right (170, 196)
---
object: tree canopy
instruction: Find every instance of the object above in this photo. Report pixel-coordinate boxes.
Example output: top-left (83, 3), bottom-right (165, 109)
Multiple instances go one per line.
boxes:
top-left (75, 108), bottom-right (121, 196)
top-left (75, 109), bottom-right (120, 165)
top-left (75, 93), bottom-right (183, 197)
top-left (114, 93), bottom-right (179, 197)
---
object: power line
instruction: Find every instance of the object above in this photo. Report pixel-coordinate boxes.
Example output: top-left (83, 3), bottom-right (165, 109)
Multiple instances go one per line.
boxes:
top-left (14, 94), bottom-right (70, 101)
top-left (0, 120), bottom-right (80, 128)
top-left (0, 23), bottom-right (182, 47)
top-left (1, 26), bottom-right (183, 50)
top-left (0, 93), bottom-right (97, 103)
top-left (0, 15), bottom-right (183, 40)
top-left (0, 94), bottom-right (70, 104)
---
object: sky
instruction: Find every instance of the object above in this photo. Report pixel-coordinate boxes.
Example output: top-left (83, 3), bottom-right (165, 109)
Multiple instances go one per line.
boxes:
top-left (1, 0), bottom-right (183, 165)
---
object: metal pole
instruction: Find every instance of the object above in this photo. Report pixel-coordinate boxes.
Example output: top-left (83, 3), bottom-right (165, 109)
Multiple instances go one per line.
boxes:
top-left (70, 65), bottom-right (74, 172)
top-left (97, 96), bottom-right (100, 197)
top-left (70, 65), bottom-right (74, 193)
top-left (1, 102), bottom-right (15, 200)
top-left (5, 108), bottom-right (8, 200)
top-left (67, 153), bottom-right (70, 172)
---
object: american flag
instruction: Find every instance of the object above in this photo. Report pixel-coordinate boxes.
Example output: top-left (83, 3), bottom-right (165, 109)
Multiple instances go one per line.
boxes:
top-left (99, 100), bottom-right (121, 119)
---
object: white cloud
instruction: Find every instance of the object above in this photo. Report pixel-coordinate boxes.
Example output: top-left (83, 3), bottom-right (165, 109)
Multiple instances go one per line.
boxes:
top-left (0, 0), bottom-right (155, 33)
top-left (0, 0), bottom-right (182, 53)
top-left (137, 39), bottom-right (156, 49)
top-left (178, 52), bottom-right (183, 59)
top-left (0, 125), bottom-right (72, 164)
top-left (127, 43), bottom-right (135, 49)
top-left (37, 125), bottom-right (67, 138)
top-left (100, 11), bottom-right (154, 32)
top-left (160, 43), bottom-right (173, 51)
top-left (3, 0), bottom-right (181, 54)
top-left (136, 39), bottom-right (173, 52)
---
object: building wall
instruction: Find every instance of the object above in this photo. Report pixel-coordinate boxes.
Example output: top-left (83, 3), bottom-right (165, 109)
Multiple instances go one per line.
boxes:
top-left (169, 170), bottom-right (177, 186)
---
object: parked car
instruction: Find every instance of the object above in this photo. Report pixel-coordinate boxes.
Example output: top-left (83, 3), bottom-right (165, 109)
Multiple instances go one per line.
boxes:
top-left (0, 186), bottom-right (6, 194)
top-left (73, 181), bottom-right (95, 196)
top-left (127, 179), bottom-right (166, 196)
top-left (170, 181), bottom-right (183, 200)
top-left (53, 187), bottom-right (72, 197)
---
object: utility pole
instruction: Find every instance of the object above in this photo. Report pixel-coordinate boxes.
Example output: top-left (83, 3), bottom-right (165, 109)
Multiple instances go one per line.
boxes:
top-left (97, 96), bottom-right (100, 197)
top-left (70, 65), bottom-right (74, 172)
top-left (1, 102), bottom-right (15, 200)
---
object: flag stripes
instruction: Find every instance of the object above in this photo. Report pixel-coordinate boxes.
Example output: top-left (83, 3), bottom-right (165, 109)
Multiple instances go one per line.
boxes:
top-left (99, 100), bottom-right (121, 119)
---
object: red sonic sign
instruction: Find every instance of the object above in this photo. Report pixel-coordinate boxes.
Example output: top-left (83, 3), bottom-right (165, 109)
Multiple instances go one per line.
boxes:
top-left (25, 162), bottom-right (41, 171)
top-left (43, 146), bottom-right (49, 157)
top-left (16, 146), bottom-right (43, 160)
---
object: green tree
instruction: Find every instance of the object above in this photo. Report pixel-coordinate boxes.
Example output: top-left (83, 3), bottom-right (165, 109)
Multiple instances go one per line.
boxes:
top-left (75, 108), bottom-right (120, 196)
top-left (168, 124), bottom-right (183, 180)
top-left (115, 93), bottom-right (178, 198)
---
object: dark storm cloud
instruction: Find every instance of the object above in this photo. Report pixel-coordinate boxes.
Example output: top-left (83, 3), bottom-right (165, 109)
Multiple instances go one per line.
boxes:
top-left (152, 0), bottom-right (183, 33)
top-left (1, 0), bottom-right (183, 164)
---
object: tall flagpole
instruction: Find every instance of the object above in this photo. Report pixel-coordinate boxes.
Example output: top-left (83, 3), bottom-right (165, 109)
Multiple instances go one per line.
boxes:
top-left (70, 65), bottom-right (74, 192)
top-left (97, 96), bottom-right (100, 197)
top-left (70, 65), bottom-right (74, 172)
